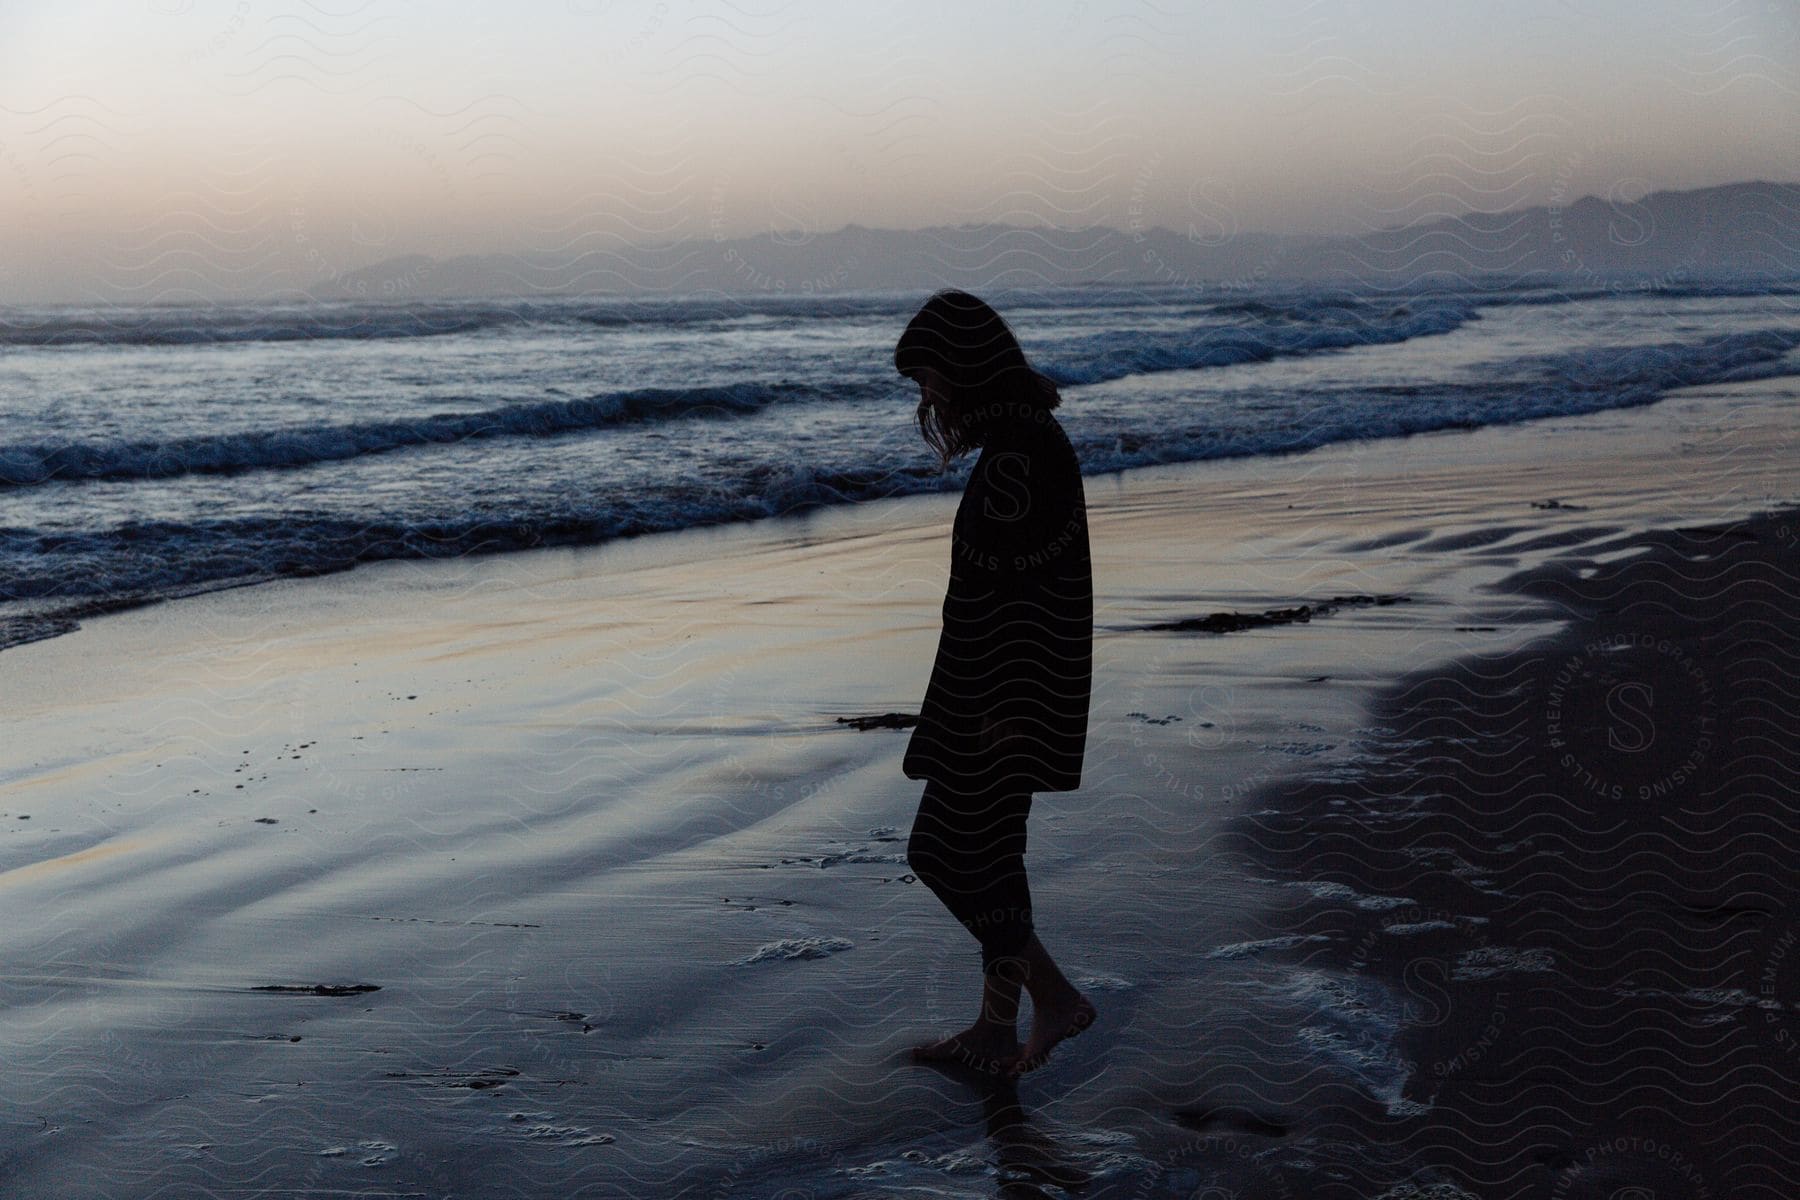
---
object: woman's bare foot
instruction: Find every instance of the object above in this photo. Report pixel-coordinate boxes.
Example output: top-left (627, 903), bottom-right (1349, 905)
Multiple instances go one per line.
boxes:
top-left (911, 1022), bottom-right (1020, 1074)
top-left (1009, 990), bottom-right (1096, 1076)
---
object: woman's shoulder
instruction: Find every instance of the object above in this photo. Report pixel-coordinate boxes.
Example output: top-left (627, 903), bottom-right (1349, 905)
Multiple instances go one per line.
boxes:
top-left (980, 410), bottom-right (1078, 468)
top-left (967, 413), bottom-right (1085, 531)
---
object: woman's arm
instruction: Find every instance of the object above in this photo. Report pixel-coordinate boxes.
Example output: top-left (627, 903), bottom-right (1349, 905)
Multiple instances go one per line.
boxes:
top-left (952, 442), bottom-right (1086, 581)
top-left (945, 426), bottom-right (1092, 785)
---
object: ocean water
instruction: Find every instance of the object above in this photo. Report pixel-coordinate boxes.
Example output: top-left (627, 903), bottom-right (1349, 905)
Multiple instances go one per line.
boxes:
top-left (2, 278), bottom-right (1796, 650)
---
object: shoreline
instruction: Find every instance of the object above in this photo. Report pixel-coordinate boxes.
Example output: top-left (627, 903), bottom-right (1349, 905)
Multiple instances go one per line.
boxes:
top-left (1, 372), bottom-right (1795, 1196)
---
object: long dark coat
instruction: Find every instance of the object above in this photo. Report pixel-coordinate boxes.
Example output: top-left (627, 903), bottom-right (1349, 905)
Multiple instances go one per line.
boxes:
top-left (903, 411), bottom-right (1092, 794)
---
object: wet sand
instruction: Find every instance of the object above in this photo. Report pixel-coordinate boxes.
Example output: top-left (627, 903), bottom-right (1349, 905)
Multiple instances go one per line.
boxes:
top-left (1, 372), bottom-right (1795, 1197)
top-left (1222, 503), bottom-right (1800, 1197)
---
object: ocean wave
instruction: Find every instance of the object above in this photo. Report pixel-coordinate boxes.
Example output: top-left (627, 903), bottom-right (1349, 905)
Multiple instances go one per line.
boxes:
top-left (0, 296), bottom-right (1490, 490)
top-left (1525, 328), bottom-right (1800, 393)
top-left (0, 382), bottom-right (834, 488)
top-left (0, 306), bottom-right (518, 346)
top-left (9, 326), bottom-right (1792, 610)
top-left (0, 294), bottom-right (918, 347)
top-left (4, 278), bottom-right (1792, 350)
top-left (1062, 327), bottom-right (1800, 478)
top-left (5, 321), bottom-right (1796, 651)
top-left (0, 289), bottom-right (1197, 349)
top-left (1472, 277), bottom-right (1800, 307)
top-left (0, 459), bottom-right (938, 605)
top-left (1040, 298), bottom-right (1479, 386)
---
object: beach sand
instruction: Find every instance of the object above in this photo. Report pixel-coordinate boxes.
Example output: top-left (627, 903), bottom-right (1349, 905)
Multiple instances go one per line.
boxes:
top-left (2, 372), bottom-right (1796, 1197)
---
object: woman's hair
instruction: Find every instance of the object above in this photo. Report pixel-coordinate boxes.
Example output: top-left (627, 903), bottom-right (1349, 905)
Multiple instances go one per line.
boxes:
top-left (895, 289), bottom-right (1061, 466)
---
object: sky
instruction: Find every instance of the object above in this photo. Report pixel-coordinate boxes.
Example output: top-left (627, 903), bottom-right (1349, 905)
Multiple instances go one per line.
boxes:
top-left (1, 0), bottom-right (1795, 303)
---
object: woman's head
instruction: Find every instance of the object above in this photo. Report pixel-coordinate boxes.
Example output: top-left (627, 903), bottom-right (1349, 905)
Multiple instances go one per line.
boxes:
top-left (895, 289), bottom-right (1060, 466)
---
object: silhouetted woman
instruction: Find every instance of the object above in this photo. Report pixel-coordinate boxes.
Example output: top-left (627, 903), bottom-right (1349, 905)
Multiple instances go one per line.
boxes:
top-left (896, 290), bottom-right (1096, 1076)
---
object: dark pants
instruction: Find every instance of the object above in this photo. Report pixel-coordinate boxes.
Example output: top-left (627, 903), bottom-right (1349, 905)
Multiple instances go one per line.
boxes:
top-left (906, 776), bottom-right (1034, 971)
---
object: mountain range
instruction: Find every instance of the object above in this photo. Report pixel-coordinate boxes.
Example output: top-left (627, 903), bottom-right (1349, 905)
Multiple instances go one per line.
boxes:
top-left (316, 181), bottom-right (1800, 301)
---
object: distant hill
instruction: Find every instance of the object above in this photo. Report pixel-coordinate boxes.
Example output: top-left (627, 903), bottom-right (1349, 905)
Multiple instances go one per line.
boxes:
top-left (313, 181), bottom-right (1800, 301)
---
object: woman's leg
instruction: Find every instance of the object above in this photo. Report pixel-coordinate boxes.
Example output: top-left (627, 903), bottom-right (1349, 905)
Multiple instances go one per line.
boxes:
top-left (906, 778), bottom-right (1036, 1069)
top-left (1005, 933), bottom-right (1097, 1076)
top-left (906, 776), bottom-right (1097, 1074)
top-left (907, 778), bottom-right (1035, 965)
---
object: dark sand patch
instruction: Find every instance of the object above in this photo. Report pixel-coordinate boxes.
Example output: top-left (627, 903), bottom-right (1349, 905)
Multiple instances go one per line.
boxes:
top-left (1410, 525), bottom-right (1538, 552)
top-left (1469, 524), bottom-right (1624, 555)
top-left (836, 711), bottom-right (919, 731)
top-left (384, 1066), bottom-right (520, 1090)
top-left (1341, 527), bottom-right (1437, 552)
top-left (1227, 506), bottom-right (1800, 1196)
top-left (1145, 593), bottom-right (1410, 635)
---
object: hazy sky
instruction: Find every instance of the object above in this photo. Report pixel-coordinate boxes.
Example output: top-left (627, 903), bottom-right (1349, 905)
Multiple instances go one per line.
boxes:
top-left (2, 0), bottom-right (1795, 302)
